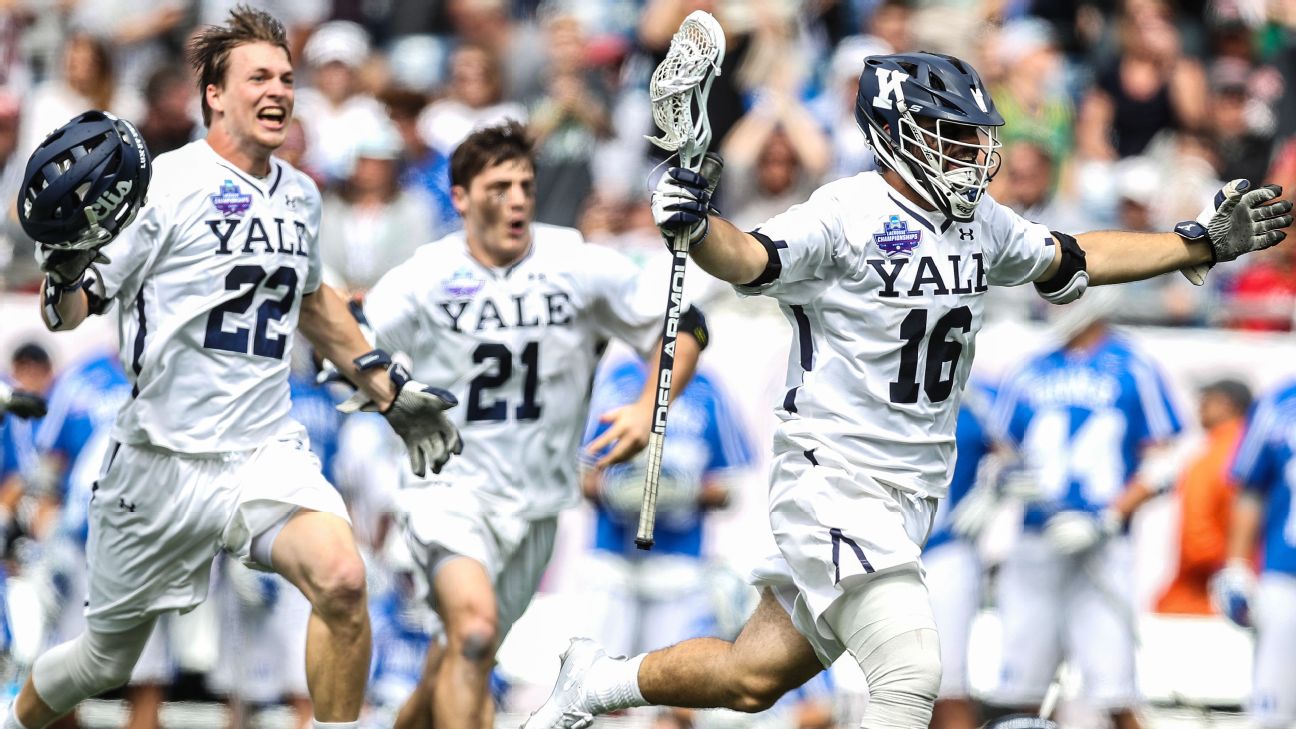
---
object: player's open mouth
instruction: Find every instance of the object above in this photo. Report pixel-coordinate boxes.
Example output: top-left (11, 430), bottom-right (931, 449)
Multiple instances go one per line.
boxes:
top-left (507, 219), bottom-right (527, 236)
top-left (257, 108), bottom-right (287, 129)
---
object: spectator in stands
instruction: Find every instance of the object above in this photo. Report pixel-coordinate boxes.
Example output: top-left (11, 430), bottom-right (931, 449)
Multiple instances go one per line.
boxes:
top-left (135, 66), bottom-right (197, 156)
top-left (1156, 379), bottom-right (1252, 615)
top-left (530, 14), bottom-right (612, 228)
top-left (1221, 245), bottom-right (1296, 331)
top-left (0, 90), bottom-right (37, 292)
top-left (1207, 59), bottom-right (1275, 185)
top-left (445, 0), bottom-right (546, 103)
top-left (20, 32), bottom-right (140, 158)
top-left (810, 36), bottom-right (889, 180)
top-left (319, 122), bottom-right (434, 295)
top-left (1076, 1), bottom-right (1208, 161)
top-left (991, 18), bottom-right (1074, 165)
top-left (721, 92), bottom-right (829, 229)
top-left (417, 43), bottom-right (526, 157)
top-left (381, 87), bottom-right (458, 235)
top-left (294, 20), bottom-right (388, 185)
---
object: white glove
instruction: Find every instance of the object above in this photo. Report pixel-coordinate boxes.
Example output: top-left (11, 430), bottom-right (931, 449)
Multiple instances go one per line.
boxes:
top-left (949, 483), bottom-right (999, 540)
top-left (228, 561), bottom-right (280, 609)
top-left (1042, 508), bottom-right (1121, 556)
top-left (338, 355), bottom-right (463, 478)
top-left (0, 381), bottom-right (47, 419)
top-left (1179, 179), bottom-right (1294, 285)
top-left (1210, 559), bottom-right (1256, 628)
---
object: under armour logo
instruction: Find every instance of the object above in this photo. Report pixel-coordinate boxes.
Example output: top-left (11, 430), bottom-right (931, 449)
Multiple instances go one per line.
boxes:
top-left (119, 497), bottom-right (136, 513)
top-left (959, 228), bottom-right (975, 241)
top-left (872, 68), bottom-right (910, 110)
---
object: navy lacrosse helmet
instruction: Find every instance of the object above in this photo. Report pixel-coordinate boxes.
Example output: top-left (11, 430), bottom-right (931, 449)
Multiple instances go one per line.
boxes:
top-left (856, 52), bottom-right (1003, 222)
top-left (19, 110), bottom-right (151, 247)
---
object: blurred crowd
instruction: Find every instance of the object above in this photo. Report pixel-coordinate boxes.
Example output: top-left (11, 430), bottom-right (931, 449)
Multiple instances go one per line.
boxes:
top-left (1, 0), bottom-right (1296, 727)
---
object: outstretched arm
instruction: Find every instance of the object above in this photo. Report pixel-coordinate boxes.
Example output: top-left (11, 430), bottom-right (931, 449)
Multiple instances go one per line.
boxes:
top-left (298, 284), bottom-right (396, 409)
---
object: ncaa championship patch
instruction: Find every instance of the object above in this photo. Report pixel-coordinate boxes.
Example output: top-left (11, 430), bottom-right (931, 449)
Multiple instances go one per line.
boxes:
top-left (444, 267), bottom-right (485, 298)
top-left (210, 180), bottom-right (252, 218)
top-left (873, 215), bottom-right (922, 258)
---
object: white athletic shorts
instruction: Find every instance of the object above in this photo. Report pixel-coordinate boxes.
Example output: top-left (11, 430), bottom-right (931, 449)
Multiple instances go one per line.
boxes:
top-left (209, 557), bottom-right (310, 703)
top-left (750, 447), bottom-right (937, 666)
top-left (581, 550), bottom-right (712, 658)
top-left (85, 421), bottom-right (349, 634)
top-left (994, 531), bottom-right (1137, 710)
top-left (398, 484), bottom-right (557, 641)
top-left (925, 539), bottom-right (980, 699)
top-left (1251, 571), bottom-right (1296, 728)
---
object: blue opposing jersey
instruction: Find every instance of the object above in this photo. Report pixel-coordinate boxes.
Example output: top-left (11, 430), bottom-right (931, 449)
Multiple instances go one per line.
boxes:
top-left (1231, 380), bottom-right (1296, 575)
top-left (288, 375), bottom-right (342, 483)
top-left (584, 361), bottom-right (753, 557)
top-left (0, 412), bottom-right (34, 484)
top-left (368, 588), bottom-right (432, 708)
top-left (992, 333), bottom-right (1181, 524)
top-left (925, 382), bottom-right (996, 551)
top-left (34, 353), bottom-right (131, 543)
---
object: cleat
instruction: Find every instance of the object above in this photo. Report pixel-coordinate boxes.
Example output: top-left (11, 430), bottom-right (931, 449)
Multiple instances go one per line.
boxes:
top-left (521, 638), bottom-right (608, 729)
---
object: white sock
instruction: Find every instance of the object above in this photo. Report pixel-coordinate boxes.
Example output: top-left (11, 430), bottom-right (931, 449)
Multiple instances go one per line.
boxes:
top-left (584, 653), bottom-right (648, 713)
top-left (312, 721), bottom-right (359, 729)
top-left (4, 705), bottom-right (30, 729)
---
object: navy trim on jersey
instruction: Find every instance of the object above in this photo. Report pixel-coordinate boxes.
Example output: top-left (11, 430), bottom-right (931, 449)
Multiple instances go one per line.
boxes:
top-left (831, 527), bottom-right (874, 582)
top-left (804, 449), bottom-right (819, 466)
top-left (130, 290), bottom-right (147, 397)
top-left (215, 161), bottom-right (269, 198)
top-left (268, 163), bottom-right (283, 196)
top-left (887, 194), bottom-right (936, 234)
top-left (790, 305), bottom-right (813, 371)
top-left (783, 386), bottom-right (799, 413)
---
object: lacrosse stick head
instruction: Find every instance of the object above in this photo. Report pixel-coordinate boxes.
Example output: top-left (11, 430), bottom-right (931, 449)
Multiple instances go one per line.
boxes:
top-left (647, 10), bottom-right (726, 169)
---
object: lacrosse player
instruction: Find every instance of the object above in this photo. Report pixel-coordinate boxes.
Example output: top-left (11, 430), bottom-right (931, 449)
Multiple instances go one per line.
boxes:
top-left (522, 50), bottom-right (1294, 729)
top-left (359, 120), bottom-right (707, 729)
top-left (1213, 379), bottom-right (1296, 729)
top-left (988, 290), bottom-right (1182, 728)
top-left (8, 8), bottom-right (462, 729)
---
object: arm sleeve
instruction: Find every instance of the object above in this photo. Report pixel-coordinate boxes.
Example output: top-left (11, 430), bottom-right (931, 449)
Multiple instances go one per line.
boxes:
top-left (363, 263), bottom-right (425, 358)
top-left (93, 196), bottom-right (169, 307)
top-left (981, 196), bottom-right (1058, 287)
top-left (583, 245), bottom-right (661, 360)
top-left (703, 378), bottom-right (754, 473)
top-left (733, 185), bottom-right (844, 299)
top-left (1232, 399), bottom-right (1280, 495)
top-left (1124, 354), bottom-right (1185, 444)
top-left (302, 175), bottom-right (325, 295)
top-left (989, 366), bottom-right (1034, 446)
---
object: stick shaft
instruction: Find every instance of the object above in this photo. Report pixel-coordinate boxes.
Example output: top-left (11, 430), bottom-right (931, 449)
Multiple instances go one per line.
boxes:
top-left (636, 230), bottom-right (690, 549)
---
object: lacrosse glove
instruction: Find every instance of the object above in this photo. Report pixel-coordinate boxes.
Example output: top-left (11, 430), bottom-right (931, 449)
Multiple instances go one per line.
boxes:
top-left (651, 153), bottom-right (724, 248)
top-left (0, 381), bottom-right (47, 419)
top-left (1210, 559), bottom-right (1256, 628)
top-left (338, 350), bottom-right (463, 478)
top-left (1179, 179), bottom-right (1294, 285)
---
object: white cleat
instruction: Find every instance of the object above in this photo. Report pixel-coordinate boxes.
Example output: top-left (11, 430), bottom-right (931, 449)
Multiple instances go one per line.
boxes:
top-left (521, 638), bottom-right (609, 729)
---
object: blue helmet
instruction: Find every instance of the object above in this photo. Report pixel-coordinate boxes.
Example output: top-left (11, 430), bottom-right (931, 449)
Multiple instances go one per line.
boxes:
top-left (855, 52), bottom-right (1003, 222)
top-left (18, 110), bottom-right (151, 247)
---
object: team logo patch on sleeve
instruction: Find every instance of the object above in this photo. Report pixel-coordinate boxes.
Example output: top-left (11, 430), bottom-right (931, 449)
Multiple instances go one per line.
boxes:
top-left (873, 215), bottom-right (922, 258)
top-left (444, 267), bottom-right (485, 298)
top-left (210, 180), bottom-right (252, 217)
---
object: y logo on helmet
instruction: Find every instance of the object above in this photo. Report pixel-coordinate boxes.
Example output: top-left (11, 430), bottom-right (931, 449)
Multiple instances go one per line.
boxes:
top-left (872, 68), bottom-right (909, 110)
top-left (89, 180), bottom-right (133, 221)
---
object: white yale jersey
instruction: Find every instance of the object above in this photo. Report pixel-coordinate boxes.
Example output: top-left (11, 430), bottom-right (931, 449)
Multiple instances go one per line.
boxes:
top-left (742, 171), bottom-right (1055, 497)
top-left (364, 225), bottom-right (660, 518)
top-left (93, 140), bottom-right (323, 453)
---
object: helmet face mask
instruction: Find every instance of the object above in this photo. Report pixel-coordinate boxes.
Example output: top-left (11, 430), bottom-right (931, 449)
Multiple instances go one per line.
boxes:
top-left (855, 52), bottom-right (1005, 222)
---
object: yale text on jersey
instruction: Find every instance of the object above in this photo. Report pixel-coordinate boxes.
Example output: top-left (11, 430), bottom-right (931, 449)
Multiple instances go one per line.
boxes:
top-left (439, 291), bottom-right (574, 333)
top-left (208, 216), bottom-right (310, 257)
top-left (866, 253), bottom-right (987, 297)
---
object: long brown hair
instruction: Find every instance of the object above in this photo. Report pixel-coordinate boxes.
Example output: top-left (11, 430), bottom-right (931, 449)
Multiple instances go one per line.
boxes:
top-left (185, 5), bottom-right (290, 126)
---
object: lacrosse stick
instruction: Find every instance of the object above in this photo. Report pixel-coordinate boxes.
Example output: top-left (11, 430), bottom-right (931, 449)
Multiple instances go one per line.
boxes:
top-left (636, 10), bottom-right (725, 550)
